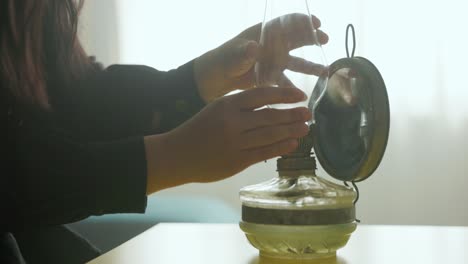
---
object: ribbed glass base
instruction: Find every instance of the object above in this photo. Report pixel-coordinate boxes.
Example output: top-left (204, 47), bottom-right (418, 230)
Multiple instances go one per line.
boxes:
top-left (240, 221), bottom-right (356, 260)
top-left (259, 253), bottom-right (337, 264)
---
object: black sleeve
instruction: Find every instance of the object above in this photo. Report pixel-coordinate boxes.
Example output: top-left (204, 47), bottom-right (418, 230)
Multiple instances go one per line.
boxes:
top-left (51, 60), bottom-right (206, 141)
top-left (2, 60), bottom-right (206, 231)
top-left (3, 109), bottom-right (148, 231)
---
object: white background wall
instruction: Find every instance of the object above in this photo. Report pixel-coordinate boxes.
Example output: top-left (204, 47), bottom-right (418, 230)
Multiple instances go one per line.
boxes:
top-left (80, 0), bottom-right (468, 226)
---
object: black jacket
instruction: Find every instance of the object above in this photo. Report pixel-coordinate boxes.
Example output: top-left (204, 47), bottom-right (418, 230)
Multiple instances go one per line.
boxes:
top-left (0, 60), bottom-right (205, 263)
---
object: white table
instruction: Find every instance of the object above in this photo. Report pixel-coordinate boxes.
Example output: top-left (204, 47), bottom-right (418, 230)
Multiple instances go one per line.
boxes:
top-left (88, 223), bottom-right (468, 264)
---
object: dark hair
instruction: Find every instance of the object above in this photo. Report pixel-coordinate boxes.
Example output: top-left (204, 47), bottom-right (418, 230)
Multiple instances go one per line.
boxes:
top-left (0, 0), bottom-right (92, 109)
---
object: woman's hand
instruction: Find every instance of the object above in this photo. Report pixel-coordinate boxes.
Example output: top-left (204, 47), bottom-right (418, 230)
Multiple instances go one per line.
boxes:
top-left (194, 13), bottom-right (329, 103)
top-left (254, 13), bottom-right (329, 88)
top-left (145, 87), bottom-right (312, 193)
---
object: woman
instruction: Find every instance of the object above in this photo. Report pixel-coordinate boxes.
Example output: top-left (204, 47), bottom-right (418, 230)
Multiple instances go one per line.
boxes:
top-left (0, 0), bottom-right (328, 263)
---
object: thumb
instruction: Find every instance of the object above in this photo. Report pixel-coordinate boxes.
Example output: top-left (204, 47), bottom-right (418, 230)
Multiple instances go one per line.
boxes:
top-left (225, 39), bottom-right (259, 78)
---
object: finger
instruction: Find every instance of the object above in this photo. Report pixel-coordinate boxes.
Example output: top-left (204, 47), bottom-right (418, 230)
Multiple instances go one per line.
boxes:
top-left (240, 121), bottom-right (309, 150)
top-left (242, 107), bottom-right (311, 131)
top-left (311, 15), bottom-right (321, 29)
top-left (243, 139), bottom-right (299, 164)
top-left (287, 56), bottom-right (327, 76)
top-left (276, 14), bottom-right (328, 50)
top-left (236, 15), bottom-right (321, 43)
top-left (233, 86), bottom-right (307, 110)
top-left (315, 29), bottom-right (329, 45)
top-left (281, 13), bottom-right (322, 34)
top-left (288, 29), bottom-right (329, 51)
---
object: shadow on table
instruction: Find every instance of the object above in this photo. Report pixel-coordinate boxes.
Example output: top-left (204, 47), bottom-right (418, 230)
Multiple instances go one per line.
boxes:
top-left (249, 255), bottom-right (348, 264)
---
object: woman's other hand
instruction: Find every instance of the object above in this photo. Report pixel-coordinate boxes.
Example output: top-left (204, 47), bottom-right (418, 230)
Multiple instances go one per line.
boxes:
top-left (194, 38), bottom-right (260, 103)
top-left (145, 86), bottom-right (312, 193)
top-left (194, 13), bottom-right (329, 103)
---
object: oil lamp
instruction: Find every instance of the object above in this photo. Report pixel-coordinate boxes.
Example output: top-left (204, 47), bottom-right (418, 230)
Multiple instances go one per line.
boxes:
top-left (239, 0), bottom-right (390, 260)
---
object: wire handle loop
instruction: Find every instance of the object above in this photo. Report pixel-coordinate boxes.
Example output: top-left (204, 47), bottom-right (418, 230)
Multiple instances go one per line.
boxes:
top-left (345, 24), bottom-right (356, 58)
top-left (344, 180), bottom-right (361, 223)
top-left (344, 181), bottom-right (360, 205)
